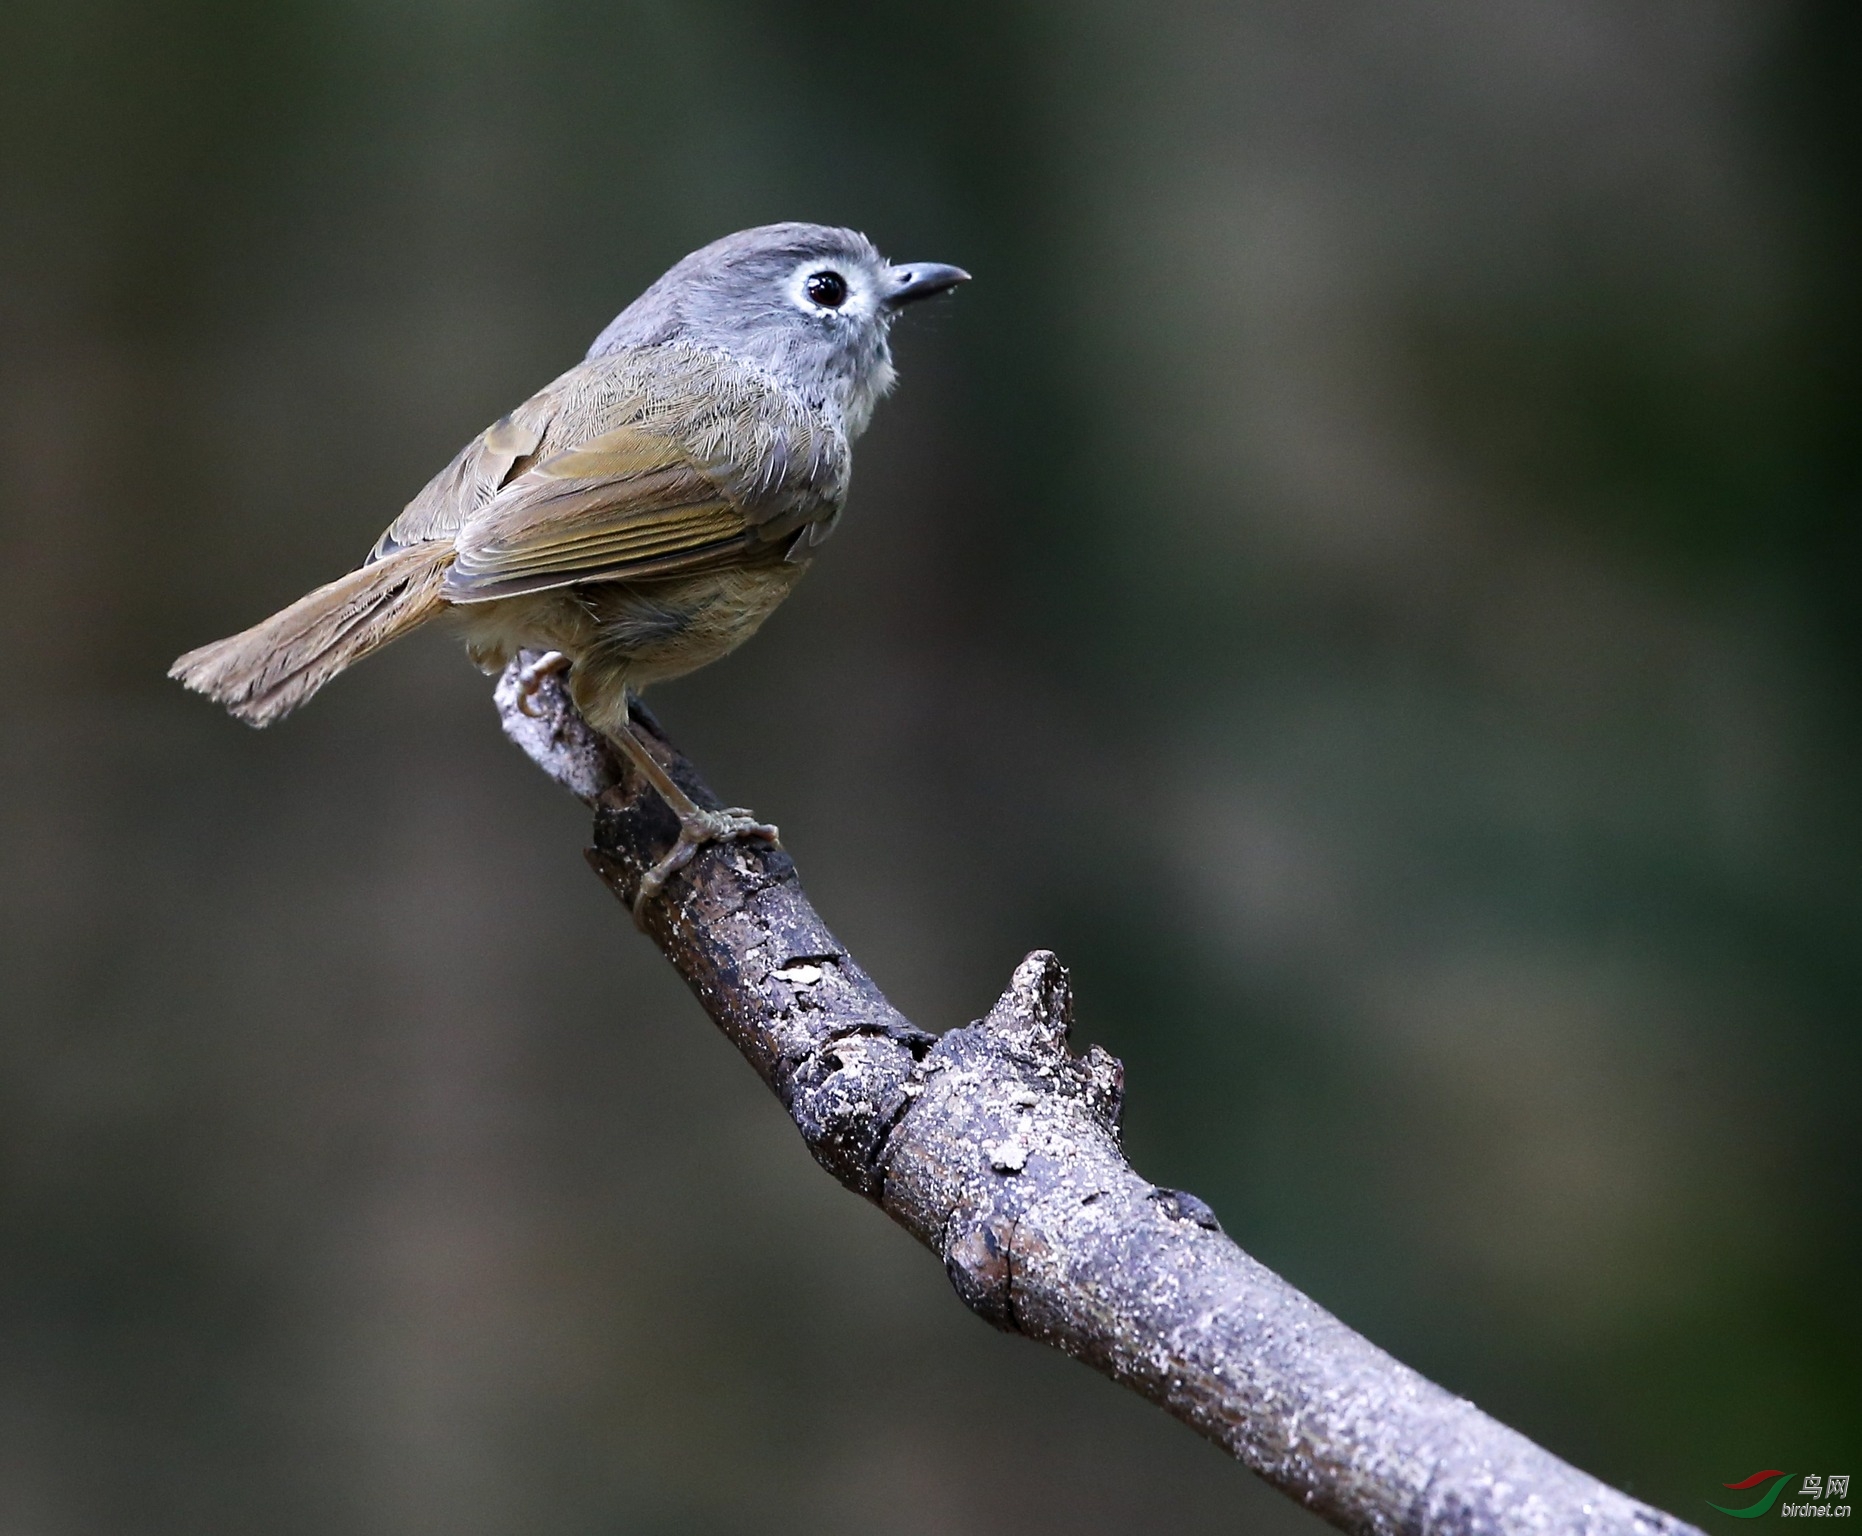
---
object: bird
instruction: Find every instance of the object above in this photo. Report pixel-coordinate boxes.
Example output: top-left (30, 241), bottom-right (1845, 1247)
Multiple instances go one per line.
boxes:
top-left (170, 222), bottom-right (969, 909)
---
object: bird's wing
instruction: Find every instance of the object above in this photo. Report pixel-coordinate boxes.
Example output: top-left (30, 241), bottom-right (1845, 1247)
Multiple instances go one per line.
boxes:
top-left (428, 346), bottom-right (845, 602)
top-left (367, 386), bottom-right (564, 561)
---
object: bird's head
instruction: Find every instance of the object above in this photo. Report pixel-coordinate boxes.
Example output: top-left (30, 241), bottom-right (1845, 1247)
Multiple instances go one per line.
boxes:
top-left (590, 223), bottom-right (969, 437)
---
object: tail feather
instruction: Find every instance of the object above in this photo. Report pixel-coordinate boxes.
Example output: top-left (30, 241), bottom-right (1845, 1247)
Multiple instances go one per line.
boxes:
top-left (170, 544), bottom-right (453, 726)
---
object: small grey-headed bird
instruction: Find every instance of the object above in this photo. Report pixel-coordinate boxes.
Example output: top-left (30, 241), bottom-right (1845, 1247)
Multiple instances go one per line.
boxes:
top-left (171, 223), bottom-right (968, 907)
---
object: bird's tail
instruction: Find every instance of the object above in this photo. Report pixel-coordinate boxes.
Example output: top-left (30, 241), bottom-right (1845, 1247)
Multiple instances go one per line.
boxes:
top-left (169, 543), bottom-right (454, 726)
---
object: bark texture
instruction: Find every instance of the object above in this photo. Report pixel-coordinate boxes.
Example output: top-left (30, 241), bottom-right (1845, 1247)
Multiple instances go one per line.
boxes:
top-left (494, 657), bottom-right (1703, 1536)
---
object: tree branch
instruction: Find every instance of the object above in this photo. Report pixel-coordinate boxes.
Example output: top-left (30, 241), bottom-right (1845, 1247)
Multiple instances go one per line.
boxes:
top-left (493, 656), bottom-right (1702, 1536)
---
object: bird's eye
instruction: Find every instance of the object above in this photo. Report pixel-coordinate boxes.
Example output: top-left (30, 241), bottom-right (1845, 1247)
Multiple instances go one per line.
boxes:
top-left (805, 270), bottom-right (849, 309)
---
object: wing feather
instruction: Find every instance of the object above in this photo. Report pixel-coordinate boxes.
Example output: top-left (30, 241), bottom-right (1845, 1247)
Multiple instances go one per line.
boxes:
top-left (441, 347), bottom-right (848, 603)
top-left (355, 343), bottom-right (848, 602)
top-left (367, 395), bottom-right (561, 561)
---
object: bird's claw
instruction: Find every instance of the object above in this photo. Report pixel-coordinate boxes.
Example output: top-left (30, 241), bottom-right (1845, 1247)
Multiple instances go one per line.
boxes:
top-left (515, 651), bottom-right (572, 717)
top-left (633, 808), bottom-right (781, 921)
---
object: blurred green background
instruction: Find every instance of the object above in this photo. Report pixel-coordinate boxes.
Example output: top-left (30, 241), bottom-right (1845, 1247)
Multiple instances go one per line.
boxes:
top-left (1, 1), bottom-right (1857, 1531)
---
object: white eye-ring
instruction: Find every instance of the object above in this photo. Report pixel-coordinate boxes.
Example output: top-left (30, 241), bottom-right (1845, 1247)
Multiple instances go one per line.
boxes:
top-left (789, 261), bottom-right (863, 316)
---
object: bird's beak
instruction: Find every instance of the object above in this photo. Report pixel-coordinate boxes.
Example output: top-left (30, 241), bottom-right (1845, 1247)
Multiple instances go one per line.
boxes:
top-left (883, 262), bottom-right (971, 309)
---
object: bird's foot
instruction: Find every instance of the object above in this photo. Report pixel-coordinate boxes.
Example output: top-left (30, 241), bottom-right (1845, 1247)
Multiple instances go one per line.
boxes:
top-left (515, 651), bottom-right (572, 717)
top-left (635, 807), bottom-right (781, 920)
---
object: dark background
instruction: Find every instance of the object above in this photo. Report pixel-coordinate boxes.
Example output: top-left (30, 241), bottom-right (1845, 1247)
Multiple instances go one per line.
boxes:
top-left (1, 2), bottom-right (1857, 1532)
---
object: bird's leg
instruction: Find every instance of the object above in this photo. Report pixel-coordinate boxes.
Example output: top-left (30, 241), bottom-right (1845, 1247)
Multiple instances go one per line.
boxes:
top-left (515, 650), bottom-right (573, 717)
top-left (606, 713), bottom-right (780, 920)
